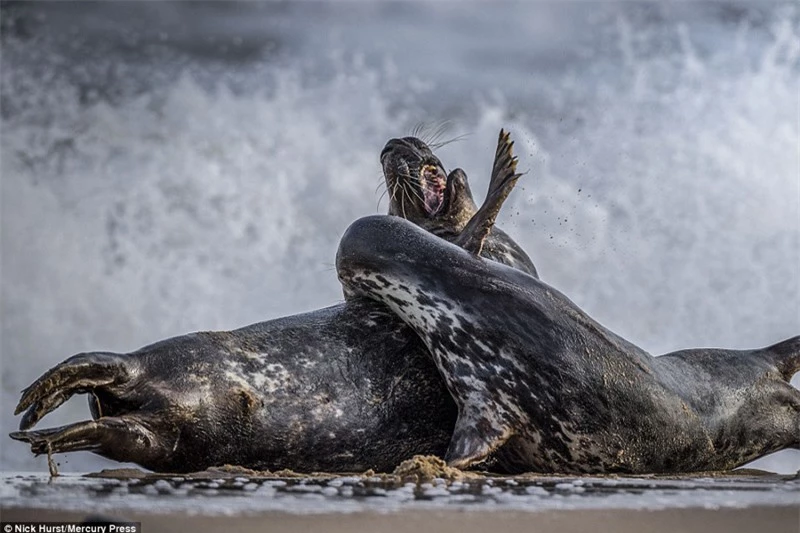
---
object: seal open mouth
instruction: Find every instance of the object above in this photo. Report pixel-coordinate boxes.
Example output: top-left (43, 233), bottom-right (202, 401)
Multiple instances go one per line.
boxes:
top-left (381, 136), bottom-right (454, 220)
top-left (420, 164), bottom-right (447, 216)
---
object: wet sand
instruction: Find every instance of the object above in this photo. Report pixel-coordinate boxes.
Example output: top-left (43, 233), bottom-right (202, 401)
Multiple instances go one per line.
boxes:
top-left (3, 506), bottom-right (799, 533)
top-left (2, 466), bottom-right (799, 533)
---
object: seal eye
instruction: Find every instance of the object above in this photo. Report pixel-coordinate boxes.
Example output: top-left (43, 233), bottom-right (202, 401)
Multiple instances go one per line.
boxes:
top-left (420, 164), bottom-right (447, 216)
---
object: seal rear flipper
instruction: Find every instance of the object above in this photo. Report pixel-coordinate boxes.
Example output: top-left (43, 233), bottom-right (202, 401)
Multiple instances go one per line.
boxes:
top-left (764, 335), bottom-right (800, 381)
top-left (456, 129), bottom-right (523, 256)
top-left (9, 415), bottom-right (172, 470)
top-left (445, 411), bottom-right (514, 469)
top-left (15, 352), bottom-right (132, 430)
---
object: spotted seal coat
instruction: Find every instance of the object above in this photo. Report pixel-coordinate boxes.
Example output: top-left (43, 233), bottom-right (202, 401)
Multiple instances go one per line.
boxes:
top-left (336, 162), bottom-right (800, 473)
top-left (10, 131), bottom-right (531, 473)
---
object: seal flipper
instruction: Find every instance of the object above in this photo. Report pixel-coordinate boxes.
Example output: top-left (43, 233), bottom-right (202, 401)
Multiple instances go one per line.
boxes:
top-left (445, 408), bottom-right (515, 468)
top-left (446, 130), bottom-right (522, 468)
top-left (455, 129), bottom-right (522, 256)
top-left (9, 415), bottom-right (174, 470)
top-left (764, 336), bottom-right (800, 381)
top-left (15, 352), bottom-right (132, 430)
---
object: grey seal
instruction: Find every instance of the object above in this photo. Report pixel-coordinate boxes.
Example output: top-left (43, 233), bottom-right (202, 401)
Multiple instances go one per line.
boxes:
top-left (381, 135), bottom-right (537, 277)
top-left (9, 130), bottom-right (530, 473)
top-left (336, 172), bottom-right (800, 473)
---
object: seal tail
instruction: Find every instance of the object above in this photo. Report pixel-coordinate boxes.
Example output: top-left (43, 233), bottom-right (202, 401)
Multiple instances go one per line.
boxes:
top-left (763, 336), bottom-right (800, 381)
top-left (455, 129), bottom-right (523, 256)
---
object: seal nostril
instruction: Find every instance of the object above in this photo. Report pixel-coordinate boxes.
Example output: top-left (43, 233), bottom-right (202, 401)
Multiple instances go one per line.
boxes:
top-left (381, 138), bottom-right (408, 162)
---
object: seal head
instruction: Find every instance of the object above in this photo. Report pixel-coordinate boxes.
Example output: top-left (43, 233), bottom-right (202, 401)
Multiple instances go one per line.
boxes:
top-left (381, 136), bottom-right (475, 225)
top-left (381, 135), bottom-right (538, 277)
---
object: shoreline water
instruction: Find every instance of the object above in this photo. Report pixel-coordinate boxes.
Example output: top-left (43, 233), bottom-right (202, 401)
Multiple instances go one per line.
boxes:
top-left (2, 469), bottom-right (798, 519)
top-left (3, 505), bottom-right (799, 533)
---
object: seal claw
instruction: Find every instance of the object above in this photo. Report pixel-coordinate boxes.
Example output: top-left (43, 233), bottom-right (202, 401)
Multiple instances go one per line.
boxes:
top-left (10, 417), bottom-right (156, 458)
top-left (456, 128), bottom-right (523, 256)
top-left (19, 391), bottom-right (70, 431)
top-left (14, 352), bottom-right (129, 428)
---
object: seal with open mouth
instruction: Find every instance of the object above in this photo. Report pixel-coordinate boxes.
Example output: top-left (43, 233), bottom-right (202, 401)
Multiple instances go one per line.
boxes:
top-left (381, 136), bottom-right (537, 277)
top-left (337, 172), bottom-right (800, 473)
top-left (9, 131), bottom-right (531, 473)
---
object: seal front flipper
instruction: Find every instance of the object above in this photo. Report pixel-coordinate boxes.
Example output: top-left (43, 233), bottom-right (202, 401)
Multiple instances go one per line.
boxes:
top-left (15, 352), bottom-right (133, 430)
top-left (445, 407), bottom-right (515, 468)
top-left (455, 129), bottom-right (522, 256)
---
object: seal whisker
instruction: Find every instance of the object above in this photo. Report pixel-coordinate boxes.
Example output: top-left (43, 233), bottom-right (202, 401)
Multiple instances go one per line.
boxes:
top-left (376, 188), bottom-right (389, 211)
top-left (409, 122), bottom-right (423, 139)
top-left (400, 180), bottom-right (425, 205)
top-left (397, 171), bottom-right (422, 186)
top-left (399, 186), bottom-right (410, 219)
top-left (430, 132), bottom-right (471, 150)
top-left (427, 122), bottom-right (452, 146)
top-left (389, 181), bottom-right (400, 204)
top-left (420, 120), bottom-right (454, 146)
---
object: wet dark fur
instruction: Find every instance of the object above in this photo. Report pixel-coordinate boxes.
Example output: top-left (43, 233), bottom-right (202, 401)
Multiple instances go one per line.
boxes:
top-left (12, 301), bottom-right (453, 472)
top-left (337, 215), bottom-right (800, 474)
top-left (10, 133), bottom-right (529, 473)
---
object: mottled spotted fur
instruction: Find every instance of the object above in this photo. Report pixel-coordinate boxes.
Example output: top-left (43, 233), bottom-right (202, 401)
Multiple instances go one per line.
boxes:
top-left (337, 146), bottom-right (800, 473)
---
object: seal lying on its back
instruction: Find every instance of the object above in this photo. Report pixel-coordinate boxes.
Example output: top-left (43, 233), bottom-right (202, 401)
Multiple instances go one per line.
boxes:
top-left (337, 181), bottom-right (800, 473)
top-left (10, 131), bottom-right (531, 473)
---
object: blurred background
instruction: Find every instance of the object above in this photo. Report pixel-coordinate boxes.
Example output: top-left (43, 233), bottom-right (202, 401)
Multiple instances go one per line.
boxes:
top-left (1, 1), bottom-right (798, 474)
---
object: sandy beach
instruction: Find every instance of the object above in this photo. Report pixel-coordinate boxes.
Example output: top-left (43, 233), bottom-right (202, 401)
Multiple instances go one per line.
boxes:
top-left (2, 469), bottom-right (799, 533)
top-left (3, 505), bottom-right (799, 533)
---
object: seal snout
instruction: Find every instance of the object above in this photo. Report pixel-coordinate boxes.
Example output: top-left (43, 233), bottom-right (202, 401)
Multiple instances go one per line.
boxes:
top-left (337, 216), bottom-right (381, 281)
top-left (336, 215), bottom-right (429, 294)
top-left (381, 137), bottom-right (449, 218)
top-left (337, 216), bottom-right (395, 275)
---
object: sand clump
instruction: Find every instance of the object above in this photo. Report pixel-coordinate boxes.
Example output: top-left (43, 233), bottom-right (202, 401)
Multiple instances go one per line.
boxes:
top-left (392, 455), bottom-right (475, 482)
